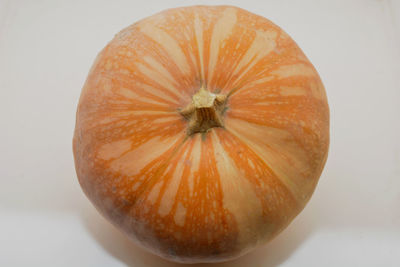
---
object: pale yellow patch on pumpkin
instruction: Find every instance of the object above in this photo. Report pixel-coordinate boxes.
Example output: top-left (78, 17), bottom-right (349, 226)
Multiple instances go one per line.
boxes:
top-left (98, 139), bottom-right (132, 160)
top-left (136, 83), bottom-right (180, 104)
top-left (147, 181), bottom-right (163, 204)
top-left (109, 134), bottom-right (183, 176)
top-left (187, 135), bottom-right (201, 197)
top-left (251, 76), bottom-right (274, 85)
top-left (118, 87), bottom-right (168, 106)
top-left (135, 62), bottom-right (183, 100)
top-left (271, 64), bottom-right (315, 78)
top-left (158, 147), bottom-right (188, 216)
top-left (208, 7), bottom-right (237, 86)
top-left (139, 23), bottom-right (190, 75)
top-left (280, 86), bottom-right (307, 96)
top-left (194, 13), bottom-right (205, 81)
top-left (142, 56), bottom-right (178, 86)
top-left (232, 30), bottom-right (277, 85)
top-left (225, 118), bottom-right (312, 203)
top-left (310, 79), bottom-right (327, 100)
top-left (211, 131), bottom-right (265, 248)
top-left (174, 202), bottom-right (187, 227)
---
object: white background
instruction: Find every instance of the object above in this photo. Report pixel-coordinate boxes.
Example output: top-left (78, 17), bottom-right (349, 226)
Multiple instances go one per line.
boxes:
top-left (1, 0), bottom-right (399, 266)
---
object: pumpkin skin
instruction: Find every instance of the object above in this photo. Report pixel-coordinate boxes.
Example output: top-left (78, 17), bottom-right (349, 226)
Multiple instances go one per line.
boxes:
top-left (73, 5), bottom-right (329, 264)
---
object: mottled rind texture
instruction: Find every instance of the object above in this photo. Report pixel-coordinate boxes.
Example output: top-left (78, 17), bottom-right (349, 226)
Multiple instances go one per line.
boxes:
top-left (73, 5), bottom-right (329, 263)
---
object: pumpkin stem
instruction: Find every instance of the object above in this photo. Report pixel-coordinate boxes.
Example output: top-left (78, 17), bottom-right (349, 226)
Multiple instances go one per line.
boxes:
top-left (179, 86), bottom-right (227, 135)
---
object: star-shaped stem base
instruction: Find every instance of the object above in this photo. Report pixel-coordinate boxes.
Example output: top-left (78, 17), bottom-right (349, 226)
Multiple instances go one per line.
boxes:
top-left (179, 87), bottom-right (227, 135)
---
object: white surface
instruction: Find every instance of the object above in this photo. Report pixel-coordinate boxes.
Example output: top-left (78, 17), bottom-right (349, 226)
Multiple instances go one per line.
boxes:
top-left (1, 0), bottom-right (399, 266)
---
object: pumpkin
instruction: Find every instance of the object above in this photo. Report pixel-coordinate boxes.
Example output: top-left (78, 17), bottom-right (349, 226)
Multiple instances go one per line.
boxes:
top-left (73, 5), bottom-right (329, 263)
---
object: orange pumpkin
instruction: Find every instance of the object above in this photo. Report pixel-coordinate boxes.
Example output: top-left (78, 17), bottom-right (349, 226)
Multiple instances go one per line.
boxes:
top-left (73, 5), bottom-right (329, 263)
